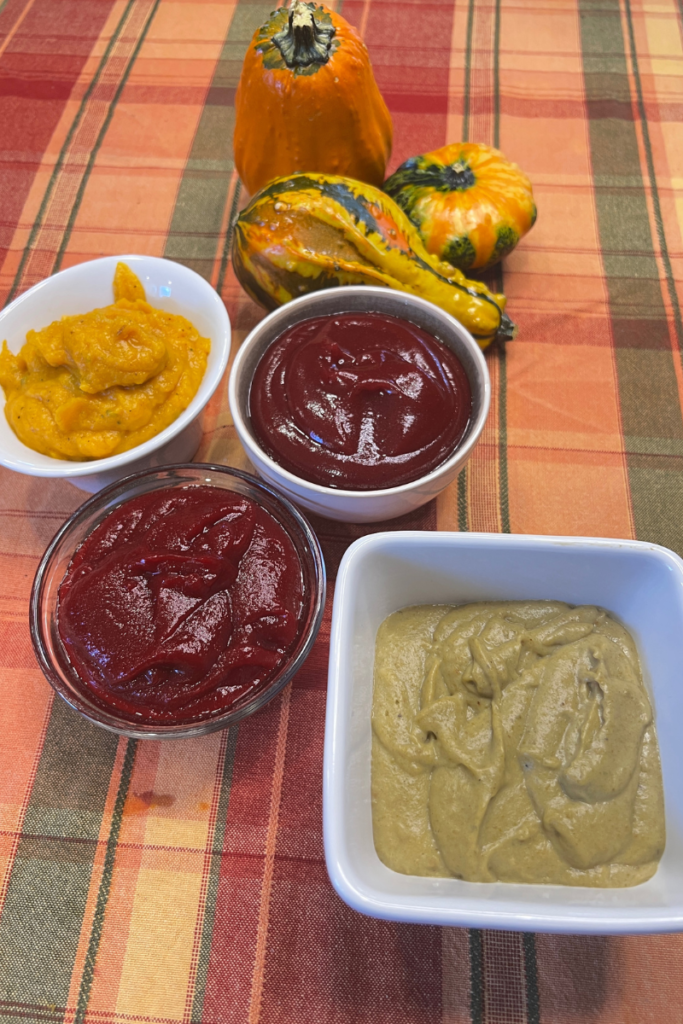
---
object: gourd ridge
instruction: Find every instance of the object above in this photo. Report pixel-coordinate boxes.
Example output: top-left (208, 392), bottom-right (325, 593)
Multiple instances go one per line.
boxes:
top-left (233, 173), bottom-right (517, 347)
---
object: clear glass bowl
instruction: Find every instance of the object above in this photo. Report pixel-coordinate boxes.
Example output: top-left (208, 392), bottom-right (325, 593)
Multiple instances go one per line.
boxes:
top-left (30, 464), bottom-right (326, 740)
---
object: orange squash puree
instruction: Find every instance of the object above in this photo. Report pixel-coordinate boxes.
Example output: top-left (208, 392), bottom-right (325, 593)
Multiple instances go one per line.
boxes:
top-left (0, 263), bottom-right (210, 461)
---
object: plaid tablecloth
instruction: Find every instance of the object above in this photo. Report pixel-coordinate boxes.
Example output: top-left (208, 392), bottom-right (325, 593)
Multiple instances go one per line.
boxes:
top-left (1, 0), bottom-right (683, 1019)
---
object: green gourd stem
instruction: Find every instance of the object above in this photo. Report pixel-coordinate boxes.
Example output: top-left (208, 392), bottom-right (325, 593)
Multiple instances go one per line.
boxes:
top-left (442, 161), bottom-right (476, 191)
top-left (497, 313), bottom-right (517, 343)
top-left (274, 2), bottom-right (335, 68)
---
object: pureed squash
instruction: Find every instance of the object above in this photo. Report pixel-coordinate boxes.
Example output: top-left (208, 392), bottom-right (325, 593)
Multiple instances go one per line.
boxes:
top-left (372, 601), bottom-right (665, 886)
top-left (0, 263), bottom-right (210, 461)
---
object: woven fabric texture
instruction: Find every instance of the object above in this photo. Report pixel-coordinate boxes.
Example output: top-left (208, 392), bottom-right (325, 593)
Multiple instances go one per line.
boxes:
top-left (1, 0), bottom-right (682, 1020)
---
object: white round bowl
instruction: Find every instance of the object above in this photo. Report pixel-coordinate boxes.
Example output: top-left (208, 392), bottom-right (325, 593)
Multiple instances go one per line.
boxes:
top-left (229, 287), bottom-right (490, 523)
top-left (0, 255), bottom-right (231, 492)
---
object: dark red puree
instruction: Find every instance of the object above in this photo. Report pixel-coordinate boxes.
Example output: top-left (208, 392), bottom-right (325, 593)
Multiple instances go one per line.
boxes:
top-left (249, 312), bottom-right (472, 490)
top-left (57, 486), bottom-right (305, 724)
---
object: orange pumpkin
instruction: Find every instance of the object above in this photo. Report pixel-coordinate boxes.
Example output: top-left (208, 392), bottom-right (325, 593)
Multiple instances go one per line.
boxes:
top-left (234, 2), bottom-right (393, 195)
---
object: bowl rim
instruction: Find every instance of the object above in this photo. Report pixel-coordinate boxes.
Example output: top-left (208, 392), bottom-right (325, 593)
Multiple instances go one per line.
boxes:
top-left (0, 254), bottom-right (231, 478)
top-left (229, 286), bottom-right (491, 499)
top-left (30, 462), bottom-right (327, 739)
top-left (324, 529), bottom-right (683, 933)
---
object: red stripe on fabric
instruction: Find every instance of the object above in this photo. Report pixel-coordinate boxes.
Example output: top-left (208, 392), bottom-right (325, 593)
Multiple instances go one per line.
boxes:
top-left (96, 90), bottom-right (683, 124)
top-left (0, 0), bottom-right (32, 34)
top-left (482, 931), bottom-right (527, 1023)
top-left (505, 97), bottom-right (683, 122)
top-left (0, 509), bottom-right (68, 518)
top-left (342, 0), bottom-right (457, 170)
top-left (203, 694), bottom-right (288, 1024)
top-left (382, 92), bottom-right (449, 114)
top-left (273, 690), bottom-right (325, 864)
top-left (306, 501), bottom-right (437, 582)
top-left (0, 690), bottom-right (52, 920)
top-left (1, 620), bottom-right (38, 669)
top-left (203, 529), bottom-right (440, 1017)
top-left (183, 728), bottom-right (230, 1022)
top-left (0, 0), bottom-right (117, 271)
top-left (0, 76), bottom-right (77, 99)
top-left (246, 687), bottom-right (291, 1023)
top-left (261, 690), bottom-right (442, 1024)
top-left (0, 1001), bottom-right (185, 1024)
top-left (292, 594), bottom-right (331, 692)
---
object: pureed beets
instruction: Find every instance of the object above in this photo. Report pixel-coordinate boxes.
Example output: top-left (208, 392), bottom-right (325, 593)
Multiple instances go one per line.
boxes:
top-left (57, 485), bottom-right (306, 724)
top-left (249, 312), bottom-right (472, 490)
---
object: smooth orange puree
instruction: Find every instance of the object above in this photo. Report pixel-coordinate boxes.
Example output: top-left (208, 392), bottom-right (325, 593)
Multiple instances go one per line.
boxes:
top-left (0, 263), bottom-right (210, 460)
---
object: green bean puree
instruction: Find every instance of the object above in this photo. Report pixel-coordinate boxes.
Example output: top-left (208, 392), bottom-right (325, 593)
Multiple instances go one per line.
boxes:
top-left (371, 601), bottom-right (665, 886)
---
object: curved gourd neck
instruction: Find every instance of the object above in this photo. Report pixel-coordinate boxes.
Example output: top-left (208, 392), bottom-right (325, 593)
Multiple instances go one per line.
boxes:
top-left (273, 1), bottom-right (336, 68)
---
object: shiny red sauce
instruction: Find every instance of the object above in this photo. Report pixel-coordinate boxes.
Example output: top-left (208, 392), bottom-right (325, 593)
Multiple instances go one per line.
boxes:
top-left (249, 312), bottom-right (472, 490)
top-left (57, 486), bottom-right (306, 724)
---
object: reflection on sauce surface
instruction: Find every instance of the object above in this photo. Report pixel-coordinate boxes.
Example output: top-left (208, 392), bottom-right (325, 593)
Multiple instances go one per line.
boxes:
top-left (372, 601), bottom-right (665, 887)
top-left (57, 486), bottom-right (305, 724)
top-left (249, 312), bottom-right (472, 490)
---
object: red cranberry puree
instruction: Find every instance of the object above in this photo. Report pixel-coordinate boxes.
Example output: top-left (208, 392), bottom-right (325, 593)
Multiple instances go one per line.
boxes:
top-left (249, 312), bottom-right (472, 490)
top-left (57, 486), bottom-right (305, 724)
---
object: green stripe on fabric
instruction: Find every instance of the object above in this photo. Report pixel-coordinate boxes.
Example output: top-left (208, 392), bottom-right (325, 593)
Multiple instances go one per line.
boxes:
top-left (216, 180), bottom-right (242, 298)
top-left (52, 0), bottom-right (161, 274)
top-left (490, 0), bottom-right (510, 534)
top-left (73, 739), bottom-right (138, 1024)
top-left (579, 0), bottom-right (672, 347)
top-left (163, 1), bottom-right (273, 280)
top-left (457, 468), bottom-right (469, 531)
top-left (578, 0), bottom-right (683, 555)
top-left (468, 928), bottom-right (484, 1024)
top-left (522, 933), bottom-right (541, 1024)
top-left (0, 700), bottom-right (119, 1018)
top-left (493, 0), bottom-right (501, 150)
top-left (190, 726), bottom-right (240, 1022)
top-left (492, 0), bottom-right (511, 535)
top-left (623, 0), bottom-right (683, 352)
top-left (625, 435), bottom-right (683, 457)
top-left (457, 0), bottom-right (475, 540)
top-left (4, 0), bottom-right (136, 306)
top-left (498, 343), bottom-right (511, 534)
top-left (461, 0), bottom-right (475, 143)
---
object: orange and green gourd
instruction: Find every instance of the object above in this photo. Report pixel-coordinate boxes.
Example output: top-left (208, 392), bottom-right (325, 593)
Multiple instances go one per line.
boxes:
top-left (384, 143), bottom-right (536, 272)
top-left (233, 2), bottom-right (393, 196)
top-left (232, 172), bottom-right (516, 349)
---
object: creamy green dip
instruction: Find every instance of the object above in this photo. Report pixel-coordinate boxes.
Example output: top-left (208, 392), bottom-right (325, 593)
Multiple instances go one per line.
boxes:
top-left (371, 602), bottom-right (665, 887)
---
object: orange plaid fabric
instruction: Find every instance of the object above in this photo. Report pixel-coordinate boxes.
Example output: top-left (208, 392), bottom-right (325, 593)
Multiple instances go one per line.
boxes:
top-left (1, 0), bottom-right (683, 1020)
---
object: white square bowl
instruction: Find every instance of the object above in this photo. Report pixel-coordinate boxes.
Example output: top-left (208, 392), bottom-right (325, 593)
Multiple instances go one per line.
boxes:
top-left (323, 531), bottom-right (683, 934)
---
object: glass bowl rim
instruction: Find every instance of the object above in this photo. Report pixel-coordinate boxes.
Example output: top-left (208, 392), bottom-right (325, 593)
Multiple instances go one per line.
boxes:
top-left (30, 462), bottom-right (327, 739)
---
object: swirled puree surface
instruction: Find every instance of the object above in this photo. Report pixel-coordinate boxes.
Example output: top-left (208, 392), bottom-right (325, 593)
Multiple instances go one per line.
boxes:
top-left (250, 313), bottom-right (471, 490)
top-left (57, 485), bottom-right (306, 724)
top-left (372, 602), bottom-right (665, 886)
top-left (0, 263), bottom-right (209, 460)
